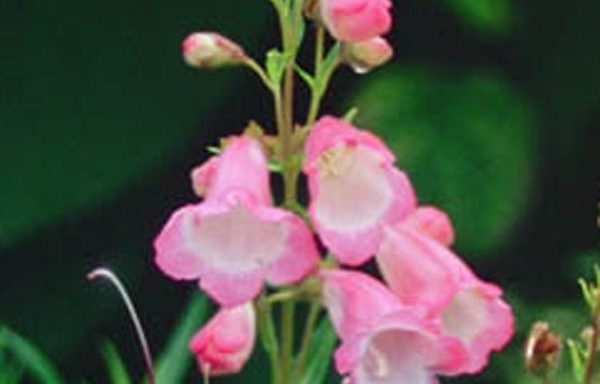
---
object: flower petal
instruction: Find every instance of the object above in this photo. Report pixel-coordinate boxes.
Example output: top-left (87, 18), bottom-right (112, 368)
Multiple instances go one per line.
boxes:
top-left (189, 302), bottom-right (256, 376)
top-left (402, 206), bottom-right (455, 246)
top-left (305, 117), bottom-right (416, 265)
top-left (267, 213), bottom-right (320, 285)
top-left (321, 269), bottom-right (404, 339)
top-left (376, 226), bottom-right (461, 313)
top-left (206, 136), bottom-right (271, 205)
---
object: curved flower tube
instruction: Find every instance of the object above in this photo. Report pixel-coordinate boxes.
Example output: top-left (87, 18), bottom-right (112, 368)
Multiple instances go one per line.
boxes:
top-left (376, 224), bottom-right (514, 374)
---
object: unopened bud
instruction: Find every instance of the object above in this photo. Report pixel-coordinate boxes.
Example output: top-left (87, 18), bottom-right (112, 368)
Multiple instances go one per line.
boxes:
top-left (341, 37), bottom-right (393, 74)
top-left (304, 0), bottom-right (320, 20)
top-left (524, 321), bottom-right (562, 376)
top-left (182, 32), bottom-right (246, 69)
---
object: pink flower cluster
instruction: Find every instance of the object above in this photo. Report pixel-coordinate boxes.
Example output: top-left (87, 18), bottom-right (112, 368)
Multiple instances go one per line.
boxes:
top-left (154, 117), bottom-right (514, 382)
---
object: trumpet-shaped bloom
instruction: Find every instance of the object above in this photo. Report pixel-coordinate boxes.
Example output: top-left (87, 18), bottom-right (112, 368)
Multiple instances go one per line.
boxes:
top-left (304, 116), bottom-right (416, 266)
top-left (321, 270), bottom-right (467, 384)
top-left (155, 136), bottom-right (319, 306)
top-left (376, 224), bottom-right (514, 374)
top-left (189, 302), bottom-right (255, 376)
top-left (320, 0), bottom-right (392, 42)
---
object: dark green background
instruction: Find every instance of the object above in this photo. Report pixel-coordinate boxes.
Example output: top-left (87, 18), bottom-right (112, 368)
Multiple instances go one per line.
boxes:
top-left (1, 0), bottom-right (598, 382)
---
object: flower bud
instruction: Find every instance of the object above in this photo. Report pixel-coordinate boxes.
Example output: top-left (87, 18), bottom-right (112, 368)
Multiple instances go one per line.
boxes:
top-left (189, 303), bottom-right (256, 376)
top-left (182, 32), bottom-right (246, 69)
top-left (524, 321), bottom-right (562, 376)
top-left (320, 0), bottom-right (392, 42)
top-left (341, 37), bottom-right (393, 74)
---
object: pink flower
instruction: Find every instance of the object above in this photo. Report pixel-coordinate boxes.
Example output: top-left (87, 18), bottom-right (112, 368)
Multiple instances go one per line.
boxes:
top-left (182, 32), bottom-right (246, 69)
top-left (155, 136), bottom-right (320, 306)
top-left (342, 37), bottom-right (393, 74)
top-left (376, 224), bottom-right (514, 374)
top-left (321, 270), bottom-right (467, 383)
top-left (320, 0), bottom-right (392, 42)
top-left (303, 116), bottom-right (416, 266)
top-left (189, 302), bottom-right (255, 376)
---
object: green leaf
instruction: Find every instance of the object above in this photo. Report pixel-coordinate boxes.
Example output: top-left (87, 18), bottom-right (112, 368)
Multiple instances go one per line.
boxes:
top-left (315, 43), bottom-right (340, 96)
top-left (0, 360), bottom-right (24, 384)
top-left (567, 339), bottom-right (586, 382)
top-left (299, 318), bottom-right (337, 384)
top-left (443, 0), bottom-right (515, 37)
top-left (0, 325), bottom-right (68, 384)
top-left (295, 64), bottom-right (315, 88)
top-left (266, 49), bottom-right (289, 85)
top-left (101, 340), bottom-right (133, 384)
top-left (152, 294), bottom-right (209, 384)
top-left (348, 66), bottom-right (536, 256)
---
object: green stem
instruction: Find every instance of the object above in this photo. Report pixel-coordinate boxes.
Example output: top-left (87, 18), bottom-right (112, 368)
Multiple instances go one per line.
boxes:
top-left (256, 299), bottom-right (282, 384)
top-left (292, 300), bottom-right (322, 383)
top-left (281, 300), bottom-right (296, 382)
top-left (244, 58), bottom-right (275, 92)
top-left (583, 289), bottom-right (600, 384)
top-left (305, 26), bottom-right (325, 127)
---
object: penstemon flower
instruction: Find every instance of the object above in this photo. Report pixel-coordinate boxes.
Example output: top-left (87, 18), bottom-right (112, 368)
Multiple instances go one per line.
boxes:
top-left (146, 0), bottom-right (515, 382)
top-left (304, 116), bottom-right (416, 266)
top-left (154, 136), bottom-right (319, 306)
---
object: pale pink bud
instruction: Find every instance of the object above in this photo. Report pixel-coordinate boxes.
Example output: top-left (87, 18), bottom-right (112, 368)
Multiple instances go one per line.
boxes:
top-left (320, 0), bottom-right (392, 42)
top-left (189, 303), bottom-right (256, 376)
top-left (182, 32), bottom-right (246, 69)
top-left (342, 37), bottom-right (393, 73)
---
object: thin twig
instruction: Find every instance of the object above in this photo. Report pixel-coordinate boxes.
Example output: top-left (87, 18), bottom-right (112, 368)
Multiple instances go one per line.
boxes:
top-left (87, 268), bottom-right (155, 384)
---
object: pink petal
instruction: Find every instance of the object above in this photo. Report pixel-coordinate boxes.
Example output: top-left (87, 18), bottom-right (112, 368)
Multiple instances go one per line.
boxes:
top-left (305, 117), bottom-right (416, 265)
top-left (376, 226), bottom-right (461, 313)
top-left (402, 206), bottom-right (455, 246)
top-left (335, 309), bottom-right (466, 384)
top-left (190, 156), bottom-right (220, 198)
top-left (206, 136), bottom-right (272, 206)
top-left (440, 281), bottom-right (514, 374)
top-left (267, 213), bottom-right (320, 285)
top-left (189, 302), bottom-right (256, 376)
top-left (304, 116), bottom-right (395, 168)
top-left (154, 204), bottom-right (206, 280)
top-left (321, 0), bottom-right (392, 42)
top-left (321, 269), bottom-right (404, 339)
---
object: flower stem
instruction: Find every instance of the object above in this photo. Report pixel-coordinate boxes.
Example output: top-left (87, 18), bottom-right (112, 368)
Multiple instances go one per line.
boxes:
top-left (292, 299), bottom-right (322, 383)
top-left (305, 25), bottom-right (325, 127)
top-left (256, 298), bottom-right (283, 384)
top-left (281, 300), bottom-right (296, 382)
top-left (583, 289), bottom-right (600, 384)
top-left (87, 268), bottom-right (155, 384)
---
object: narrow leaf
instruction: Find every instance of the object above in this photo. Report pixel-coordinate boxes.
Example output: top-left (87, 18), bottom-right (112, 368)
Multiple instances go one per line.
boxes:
top-left (152, 294), bottom-right (209, 384)
top-left (567, 339), bottom-right (586, 382)
top-left (0, 325), bottom-right (68, 384)
top-left (101, 340), bottom-right (133, 384)
top-left (300, 318), bottom-right (337, 384)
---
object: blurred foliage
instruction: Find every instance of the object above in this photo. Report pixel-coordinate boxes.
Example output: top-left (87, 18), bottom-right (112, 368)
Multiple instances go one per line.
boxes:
top-left (442, 0), bottom-right (515, 36)
top-left (0, 0), bottom-right (271, 247)
top-left (349, 66), bottom-right (536, 257)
